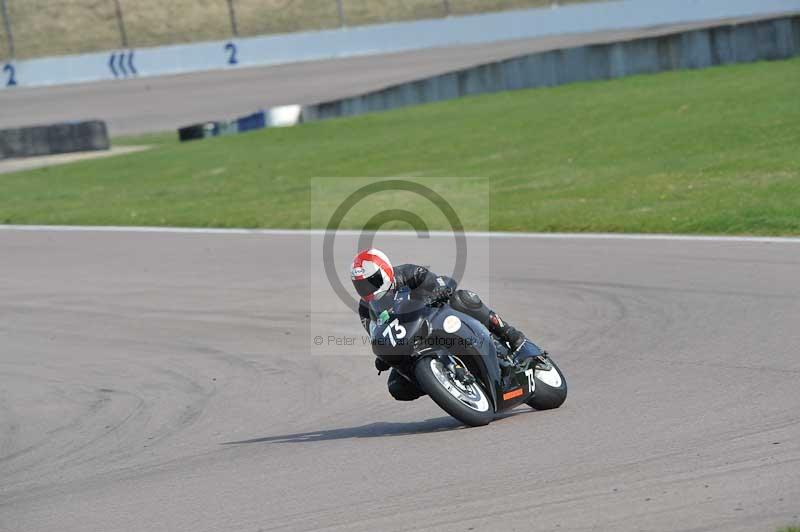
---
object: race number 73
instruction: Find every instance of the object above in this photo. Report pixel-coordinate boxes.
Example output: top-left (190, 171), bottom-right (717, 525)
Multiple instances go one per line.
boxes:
top-left (382, 319), bottom-right (406, 347)
top-left (525, 368), bottom-right (535, 393)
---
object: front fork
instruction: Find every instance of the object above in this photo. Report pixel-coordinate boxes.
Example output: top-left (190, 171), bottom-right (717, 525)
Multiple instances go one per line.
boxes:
top-left (414, 350), bottom-right (477, 387)
top-left (445, 355), bottom-right (476, 385)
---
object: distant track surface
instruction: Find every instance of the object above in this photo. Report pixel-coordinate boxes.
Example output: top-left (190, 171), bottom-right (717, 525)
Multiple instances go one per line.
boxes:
top-left (1, 228), bottom-right (799, 531)
top-left (0, 14), bottom-right (791, 136)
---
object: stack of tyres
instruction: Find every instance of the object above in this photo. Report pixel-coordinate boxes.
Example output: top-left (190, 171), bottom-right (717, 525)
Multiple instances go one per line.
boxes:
top-left (178, 120), bottom-right (243, 142)
top-left (176, 107), bottom-right (303, 142)
top-left (0, 120), bottom-right (109, 159)
top-left (178, 122), bottom-right (217, 142)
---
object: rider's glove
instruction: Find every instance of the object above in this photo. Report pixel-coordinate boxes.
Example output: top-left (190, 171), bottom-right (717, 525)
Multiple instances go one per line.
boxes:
top-left (431, 285), bottom-right (453, 304)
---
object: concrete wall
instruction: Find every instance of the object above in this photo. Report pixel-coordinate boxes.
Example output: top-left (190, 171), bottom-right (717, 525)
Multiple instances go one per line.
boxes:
top-left (301, 15), bottom-right (800, 122)
top-left (2, 0), bottom-right (799, 90)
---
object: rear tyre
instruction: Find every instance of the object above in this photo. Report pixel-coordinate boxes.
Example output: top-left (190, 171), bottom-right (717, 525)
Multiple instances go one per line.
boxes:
top-left (526, 357), bottom-right (567, 410)
top-left (414, 356), bottom-right (494, 427)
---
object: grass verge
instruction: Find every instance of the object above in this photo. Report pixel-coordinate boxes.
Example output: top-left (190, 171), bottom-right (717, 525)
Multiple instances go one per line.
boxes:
top-left (1, 57), bottom-right (799, 234)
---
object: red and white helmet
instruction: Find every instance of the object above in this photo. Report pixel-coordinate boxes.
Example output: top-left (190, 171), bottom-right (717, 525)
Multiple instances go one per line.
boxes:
top-left (351, 249), bottom-right (394, 302)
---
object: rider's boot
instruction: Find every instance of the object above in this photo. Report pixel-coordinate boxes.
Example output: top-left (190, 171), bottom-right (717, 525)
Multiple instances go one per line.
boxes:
top-left (486, 312), bottom-right (527, 354)
top-left (448, 290), bottom-right (527, 354)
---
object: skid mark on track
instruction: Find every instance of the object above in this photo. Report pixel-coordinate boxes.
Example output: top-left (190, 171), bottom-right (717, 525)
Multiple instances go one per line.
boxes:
top-left (0, 387), bottom-right (145, 479)
top-left (0, 357), bottom-right (220, 497)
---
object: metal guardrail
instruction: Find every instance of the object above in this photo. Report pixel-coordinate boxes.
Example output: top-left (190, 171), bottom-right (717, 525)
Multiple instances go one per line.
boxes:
top-left (0, 0), bottom-right (582, 61)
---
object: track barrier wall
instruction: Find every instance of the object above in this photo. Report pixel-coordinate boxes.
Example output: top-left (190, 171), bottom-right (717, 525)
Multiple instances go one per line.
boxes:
top-left (0, 120), bottom-right (109, 159)
top-left (301, 15), bottom-right (800, 122)
top-left (1, 0), bottom-right (799, 89)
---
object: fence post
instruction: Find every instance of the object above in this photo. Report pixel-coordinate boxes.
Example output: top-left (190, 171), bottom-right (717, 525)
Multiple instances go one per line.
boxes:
top-left (112, 0), bottom-right (129, 48)
top-left (336, 0), bottom-right (346, 27)
top-left (1, 0), bottom-right (15, 59)
top-left (226, 0), bottom-right (239, 37)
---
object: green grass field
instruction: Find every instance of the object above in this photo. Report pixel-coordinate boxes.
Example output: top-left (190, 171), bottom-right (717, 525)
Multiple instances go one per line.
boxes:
top-left (1, 57), bottom-right (799, 234)
top-left (0, 0), bottom-right (599, 61)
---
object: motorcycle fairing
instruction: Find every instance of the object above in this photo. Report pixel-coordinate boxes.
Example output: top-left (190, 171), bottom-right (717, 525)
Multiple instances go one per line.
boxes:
top-left (426, 309), bottom-right (503, 412)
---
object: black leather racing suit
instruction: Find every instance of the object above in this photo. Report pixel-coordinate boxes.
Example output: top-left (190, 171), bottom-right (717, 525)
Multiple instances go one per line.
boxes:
top-left (358, 264), bottom-right (525, 401)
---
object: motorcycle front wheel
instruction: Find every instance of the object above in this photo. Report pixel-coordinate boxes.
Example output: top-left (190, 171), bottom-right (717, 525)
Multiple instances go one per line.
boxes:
top-left (414, 356), bottom-right (494, 427)
top-left (526, 357), bottom-right (567, 411)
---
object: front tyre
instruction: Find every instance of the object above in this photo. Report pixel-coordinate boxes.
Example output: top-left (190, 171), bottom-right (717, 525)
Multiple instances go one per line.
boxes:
top-left (414, 356), bottom-right (494, 427)
top-left (526, 357), bottom-right (567, 410)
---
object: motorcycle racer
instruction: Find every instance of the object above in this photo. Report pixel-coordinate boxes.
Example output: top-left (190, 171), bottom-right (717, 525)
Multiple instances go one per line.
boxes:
top-left (351, 248), bottom-right (527, 401)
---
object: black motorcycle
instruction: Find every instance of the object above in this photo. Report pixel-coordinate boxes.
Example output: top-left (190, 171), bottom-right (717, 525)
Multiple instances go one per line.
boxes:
top-left (370, 287), bottom-right (567, 427)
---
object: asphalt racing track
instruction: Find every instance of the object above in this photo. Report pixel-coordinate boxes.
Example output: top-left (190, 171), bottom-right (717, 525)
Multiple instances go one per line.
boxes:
top-left (1, 228), bottom-right (799, 531)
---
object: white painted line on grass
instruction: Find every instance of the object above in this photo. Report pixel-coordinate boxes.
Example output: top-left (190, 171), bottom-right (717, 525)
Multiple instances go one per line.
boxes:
top-left (1, 225), bottom-right (799, 244)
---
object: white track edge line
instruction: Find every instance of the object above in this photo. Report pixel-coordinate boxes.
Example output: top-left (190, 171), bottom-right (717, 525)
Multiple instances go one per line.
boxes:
top-left (1, 225), bottom-right (799, 243)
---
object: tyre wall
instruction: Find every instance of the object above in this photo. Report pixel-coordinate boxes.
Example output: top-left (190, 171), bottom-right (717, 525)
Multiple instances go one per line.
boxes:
top-left (0, 121), bottom-right (109, 159)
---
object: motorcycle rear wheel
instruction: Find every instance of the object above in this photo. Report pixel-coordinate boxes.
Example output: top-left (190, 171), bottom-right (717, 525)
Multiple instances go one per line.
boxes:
top-left (414, 356), bottom-right (494, 427)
